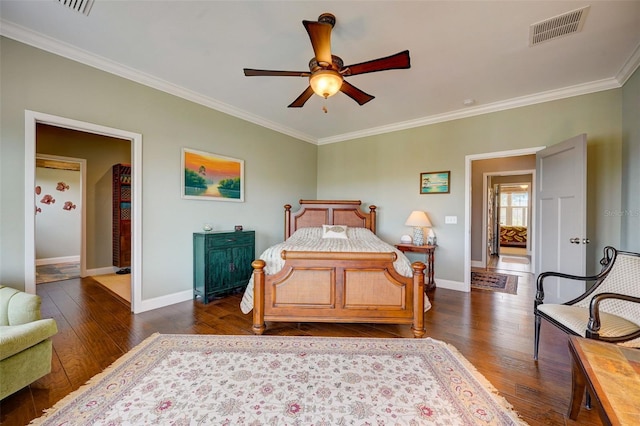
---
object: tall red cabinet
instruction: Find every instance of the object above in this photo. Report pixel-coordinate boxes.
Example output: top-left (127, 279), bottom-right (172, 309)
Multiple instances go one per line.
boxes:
top-left (112, 164), bottom-right (131, 269)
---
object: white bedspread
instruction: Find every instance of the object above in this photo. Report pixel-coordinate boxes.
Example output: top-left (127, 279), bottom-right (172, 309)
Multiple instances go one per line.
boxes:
top-left (240, 227), bottom-right (431, 314)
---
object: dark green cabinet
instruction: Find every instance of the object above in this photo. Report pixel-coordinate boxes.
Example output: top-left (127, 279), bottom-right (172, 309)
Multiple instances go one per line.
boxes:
top-left (193, 231), bottom-right (255, 303)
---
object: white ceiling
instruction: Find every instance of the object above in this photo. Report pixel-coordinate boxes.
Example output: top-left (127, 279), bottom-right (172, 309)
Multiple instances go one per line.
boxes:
top-left (1, 1), bottom-right (639, 144)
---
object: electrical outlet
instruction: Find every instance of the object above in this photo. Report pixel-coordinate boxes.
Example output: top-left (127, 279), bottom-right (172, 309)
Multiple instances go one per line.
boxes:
top-left (445, 216), bottom-right (457, 224)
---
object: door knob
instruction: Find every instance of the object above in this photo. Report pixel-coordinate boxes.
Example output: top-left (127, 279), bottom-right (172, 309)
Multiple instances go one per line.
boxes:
top-left (582, 238), bottom-right (590, 244)
top-left (569, 238), bottom-right (580, 244)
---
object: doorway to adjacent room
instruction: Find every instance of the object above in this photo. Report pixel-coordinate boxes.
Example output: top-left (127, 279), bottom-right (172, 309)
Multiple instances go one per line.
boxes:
top-left (486, 177), bottom-right (532, 274)
top-left (464, 147), bottom-right (542, 293)
top-left (24, 110), bottom-right (142, 312)
top-left (34, 154), bottom-right (85, 284)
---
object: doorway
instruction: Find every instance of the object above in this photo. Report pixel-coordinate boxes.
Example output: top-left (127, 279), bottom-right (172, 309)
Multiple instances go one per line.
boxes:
top-left (24, 110), bottom-right (143, 313)
top-left (464, 147), bottom-right (544, 292)
top-left (485, 174), bottom-right (533, 274)
top-left (34, 154), bottom-right (85, 284)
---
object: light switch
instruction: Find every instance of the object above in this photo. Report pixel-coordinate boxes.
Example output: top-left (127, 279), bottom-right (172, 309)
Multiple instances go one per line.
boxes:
top-left (445, 216), bottom-right (457, 224)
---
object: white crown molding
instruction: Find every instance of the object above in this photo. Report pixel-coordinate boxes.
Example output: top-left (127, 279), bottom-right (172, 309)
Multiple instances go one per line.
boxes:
top-left (0, 20), bottom-right (317, 144)
top-left (616, 41), bottom-right (640, 86)
top-left (2, 19), bottom-right (634, 147)
top-left (317, 77), bottom-right (622, 145)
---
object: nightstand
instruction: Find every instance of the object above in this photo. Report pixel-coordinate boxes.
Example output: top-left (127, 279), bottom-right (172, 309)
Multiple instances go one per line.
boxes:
top-left (394, 244), bottom-right (436, 291)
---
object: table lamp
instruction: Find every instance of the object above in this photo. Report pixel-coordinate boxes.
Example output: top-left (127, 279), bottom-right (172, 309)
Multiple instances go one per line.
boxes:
top-left (404, 211), bottom-right (432, 246)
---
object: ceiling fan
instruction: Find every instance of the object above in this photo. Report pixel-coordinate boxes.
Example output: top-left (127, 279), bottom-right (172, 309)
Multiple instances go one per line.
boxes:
top-left (243, 13), bottom-right (411, 108)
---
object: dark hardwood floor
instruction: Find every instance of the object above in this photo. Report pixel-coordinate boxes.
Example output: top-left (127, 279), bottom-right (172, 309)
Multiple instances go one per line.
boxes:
top-left (1, 268), bottom-right (602, 426)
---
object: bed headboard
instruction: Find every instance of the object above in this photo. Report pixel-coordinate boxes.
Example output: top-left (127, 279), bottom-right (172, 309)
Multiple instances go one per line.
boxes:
top-left (284, 200), bottom-right (377, 239)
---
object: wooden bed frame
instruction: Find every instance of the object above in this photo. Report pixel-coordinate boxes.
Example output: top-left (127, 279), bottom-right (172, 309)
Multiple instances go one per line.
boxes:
top-left (251, 200), bottom-right (427, 338)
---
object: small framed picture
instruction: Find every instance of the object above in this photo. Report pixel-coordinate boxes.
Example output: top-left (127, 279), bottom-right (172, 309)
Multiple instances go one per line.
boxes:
top-left (420, 171), bottom-right (450, 194)
top-left (181, 148), bottom-right (244, 202)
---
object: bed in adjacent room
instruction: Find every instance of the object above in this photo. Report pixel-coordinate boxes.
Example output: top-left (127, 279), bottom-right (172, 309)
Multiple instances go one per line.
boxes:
top-left (499, 225), bottom-right (527, 247)
top-left (240, 200), bottom-right (430, 338)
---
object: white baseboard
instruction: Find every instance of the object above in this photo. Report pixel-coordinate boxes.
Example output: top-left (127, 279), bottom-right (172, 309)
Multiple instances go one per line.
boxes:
top-left (84, 270), bottom-right (194, 314)
top-left (135, 289), bottom-right (193, 314)
top-left (471, 260), bottom-right (484, 268)
top-left (435, 278), bottom-right (468, 292)
top-left (86, 266), bottom-right (118, 276)
top-left (35, 255), bottom-right (80, 266)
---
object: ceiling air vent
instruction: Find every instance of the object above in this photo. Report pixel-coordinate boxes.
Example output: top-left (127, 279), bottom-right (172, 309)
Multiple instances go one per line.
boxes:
top-left (529, 5), bottom-right (590, 46)
top-left (55, 0), bottom-right (95, 16)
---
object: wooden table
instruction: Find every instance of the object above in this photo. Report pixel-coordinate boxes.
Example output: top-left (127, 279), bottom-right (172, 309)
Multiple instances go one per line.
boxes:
top-left (568, 336), bottom-right (640, 425)
top-left (394, 244), bottom-right (436, 291)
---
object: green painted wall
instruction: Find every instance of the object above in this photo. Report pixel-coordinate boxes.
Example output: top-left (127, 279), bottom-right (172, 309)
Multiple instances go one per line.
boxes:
top-left (318, 90), bottom-right (624, 284)
top-left (0, 37), bottom-right (317, 298)
top-left (621, 67), bottom-right (640, 252)
top-left (2, 36), bottom-right (636, 299)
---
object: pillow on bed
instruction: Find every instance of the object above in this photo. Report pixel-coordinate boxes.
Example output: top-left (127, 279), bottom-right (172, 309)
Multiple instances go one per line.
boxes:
top-left (322, 224), bottom-right (348, 239)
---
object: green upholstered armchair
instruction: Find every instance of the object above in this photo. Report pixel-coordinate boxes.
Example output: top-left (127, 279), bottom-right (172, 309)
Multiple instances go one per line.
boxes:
top-left (0, 285), bottom-right (58, 400)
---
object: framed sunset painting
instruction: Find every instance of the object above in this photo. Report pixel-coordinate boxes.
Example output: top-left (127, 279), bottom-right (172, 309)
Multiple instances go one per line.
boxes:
top-left (181, 148), bottom-right (244, 202)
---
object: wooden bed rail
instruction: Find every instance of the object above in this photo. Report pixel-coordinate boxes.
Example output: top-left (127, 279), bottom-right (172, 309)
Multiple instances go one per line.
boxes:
top-left (251, 256), bottom-right (426, 338)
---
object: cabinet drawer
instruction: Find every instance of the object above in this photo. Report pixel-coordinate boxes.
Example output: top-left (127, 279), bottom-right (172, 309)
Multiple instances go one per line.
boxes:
top-left (205, 232), bottom-right (254, 248)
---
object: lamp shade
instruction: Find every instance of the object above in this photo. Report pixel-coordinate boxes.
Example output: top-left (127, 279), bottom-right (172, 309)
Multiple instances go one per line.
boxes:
top-left (309, 70), bottom-right (343, 99)
top-left (404, 211), bottom-right (432, 227)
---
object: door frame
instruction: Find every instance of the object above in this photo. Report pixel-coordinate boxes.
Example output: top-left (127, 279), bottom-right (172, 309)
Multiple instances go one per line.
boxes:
top-left (464, 146), bottom-right (544, 291)
top-left (24, 110), bottom-right (143, 313)
top-left (480, 170), bottom-right (535, 268)
top-left (35, 153), bottom-right (87, 278)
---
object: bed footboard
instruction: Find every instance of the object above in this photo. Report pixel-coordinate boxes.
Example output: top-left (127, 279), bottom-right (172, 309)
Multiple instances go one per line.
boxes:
top-left (252, 252), bottom-right (426, 338)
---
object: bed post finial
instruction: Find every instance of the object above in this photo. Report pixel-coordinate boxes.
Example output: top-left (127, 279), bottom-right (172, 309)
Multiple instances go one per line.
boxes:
top-left (284, 204), bottom-right (292, 240)
top-left (369, 205), bottom-right (377, 234)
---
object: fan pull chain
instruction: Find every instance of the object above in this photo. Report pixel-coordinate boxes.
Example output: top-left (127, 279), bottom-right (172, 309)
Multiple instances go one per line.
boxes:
top-left (322, 105), bottom-right (328, 113)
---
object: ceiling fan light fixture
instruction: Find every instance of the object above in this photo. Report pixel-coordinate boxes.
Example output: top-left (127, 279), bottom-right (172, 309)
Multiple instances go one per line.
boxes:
top-left (309, 70), bottom-right (343, 99)
top-left (243, 13), bottom-right (409, 108)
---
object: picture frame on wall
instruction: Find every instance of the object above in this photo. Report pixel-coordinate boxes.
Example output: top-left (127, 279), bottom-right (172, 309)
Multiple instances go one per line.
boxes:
top-left (420, 171), bottom-right (450, 194)
top-left (181, 148), bottom-right (244, 202)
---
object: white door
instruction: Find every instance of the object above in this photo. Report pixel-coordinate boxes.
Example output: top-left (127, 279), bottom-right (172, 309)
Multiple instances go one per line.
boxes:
top-left (535, 134), bottom-right (587, 303)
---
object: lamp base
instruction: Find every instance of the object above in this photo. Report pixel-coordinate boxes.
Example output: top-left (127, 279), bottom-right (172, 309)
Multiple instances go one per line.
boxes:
top-left (413, 227), bottom-right (424, 246)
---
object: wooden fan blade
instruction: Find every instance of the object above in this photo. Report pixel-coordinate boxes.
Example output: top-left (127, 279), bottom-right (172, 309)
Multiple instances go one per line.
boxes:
top-left (288, 86), bottom-right (315, 108)
top-left (342, 50), bottom-right (410, 76)
top-left (303, 20), bottom-right (333, 65)
top-left (244, 69), bottom-right (310, 77)
top-left (340, 81), bottom-right (375, 105)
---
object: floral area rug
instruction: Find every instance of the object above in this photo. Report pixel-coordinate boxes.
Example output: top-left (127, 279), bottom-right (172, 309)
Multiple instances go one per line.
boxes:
top-left (31, 334), bottom-right (527, 425)
top-left (471, 271), bottom-right (519, 295)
